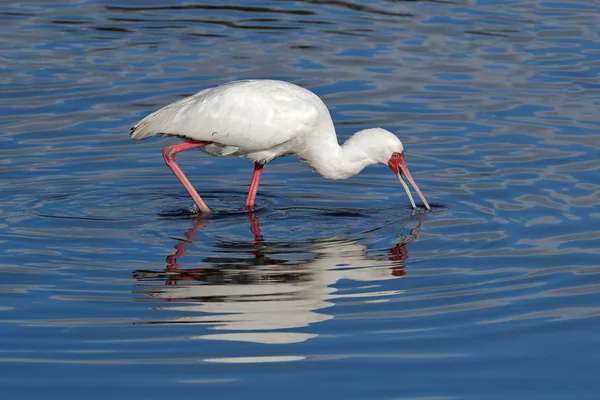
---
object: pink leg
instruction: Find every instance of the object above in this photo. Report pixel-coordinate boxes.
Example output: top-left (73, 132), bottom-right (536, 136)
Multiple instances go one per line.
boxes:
top-left (245, 162), bottom-right (264, 209)
top-left (248, 213), bottom-right (263, 242)
top-left (163, 141), bottom-right (213, 214)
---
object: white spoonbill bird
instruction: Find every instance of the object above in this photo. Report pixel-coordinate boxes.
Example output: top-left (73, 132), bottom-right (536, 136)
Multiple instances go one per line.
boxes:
top-left (130, 80), bottom-right (430, 213)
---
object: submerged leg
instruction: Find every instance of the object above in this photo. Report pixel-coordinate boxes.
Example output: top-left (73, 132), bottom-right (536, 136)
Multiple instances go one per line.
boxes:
top-left (248, 213), bottom-right (263, 242)
top-left (163, 141), bottom-right (213, 214)
top-left (245, 162), bottom-right (264, 209)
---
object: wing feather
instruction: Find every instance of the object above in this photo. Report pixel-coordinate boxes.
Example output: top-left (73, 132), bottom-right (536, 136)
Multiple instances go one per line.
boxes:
top-left (130, 80), bottom-right (325, 153)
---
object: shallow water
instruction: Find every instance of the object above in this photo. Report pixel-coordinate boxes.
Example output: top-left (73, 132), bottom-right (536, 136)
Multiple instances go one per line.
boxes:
top-left (1, 0), bottom-right (600, 398)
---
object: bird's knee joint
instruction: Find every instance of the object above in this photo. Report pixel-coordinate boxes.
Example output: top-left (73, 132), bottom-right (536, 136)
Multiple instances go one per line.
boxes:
top-left (162, 147), bottom-right (175, 160)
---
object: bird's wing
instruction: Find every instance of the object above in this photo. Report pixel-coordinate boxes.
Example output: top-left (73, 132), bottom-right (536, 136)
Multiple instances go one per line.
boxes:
top-left (130, 80), bottom-right (325, 152)
top-left (218, 146), bottom-right (240, 156)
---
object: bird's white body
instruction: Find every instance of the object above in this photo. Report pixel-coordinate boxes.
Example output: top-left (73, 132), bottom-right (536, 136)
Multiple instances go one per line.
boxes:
top-left (132, 80), bottom-right (402, 180)
top-left (131, 79), bottom-right (430, 210)
top-left (132, 80), bottom-right (329, 161)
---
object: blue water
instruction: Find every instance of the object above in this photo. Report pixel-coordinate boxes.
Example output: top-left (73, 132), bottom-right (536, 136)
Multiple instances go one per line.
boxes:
top-left (2, 1), bottom-right (600, 398)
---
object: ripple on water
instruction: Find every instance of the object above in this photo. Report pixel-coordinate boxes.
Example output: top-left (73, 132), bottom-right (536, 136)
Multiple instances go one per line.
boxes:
top-left (1, 0), bottom-right (600, 398)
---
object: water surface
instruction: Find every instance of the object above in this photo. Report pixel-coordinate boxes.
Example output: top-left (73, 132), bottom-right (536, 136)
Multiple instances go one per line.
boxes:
top-left (1, 0), bottom-right (600, 398)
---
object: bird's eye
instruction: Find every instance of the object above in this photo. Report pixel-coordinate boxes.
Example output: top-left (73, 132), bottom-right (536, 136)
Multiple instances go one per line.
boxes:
top-left (392, 153), bottom-right (399, 158)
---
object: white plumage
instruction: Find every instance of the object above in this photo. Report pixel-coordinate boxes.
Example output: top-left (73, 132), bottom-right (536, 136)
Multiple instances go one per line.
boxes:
top-left (132, 80), bottom-right (328, 164)
top-left (131, 79), bottom-right (430, 213)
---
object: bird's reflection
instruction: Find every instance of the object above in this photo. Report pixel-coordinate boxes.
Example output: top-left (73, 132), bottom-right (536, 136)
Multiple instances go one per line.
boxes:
top-left (134, 212), bottom-right (424, 344)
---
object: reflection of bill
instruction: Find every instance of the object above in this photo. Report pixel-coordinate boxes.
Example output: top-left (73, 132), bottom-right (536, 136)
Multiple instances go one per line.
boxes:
top-left (134, 213), bottom-right (424, 344)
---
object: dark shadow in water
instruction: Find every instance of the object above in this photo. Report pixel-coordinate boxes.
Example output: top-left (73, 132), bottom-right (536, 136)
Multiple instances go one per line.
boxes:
top-left (104, 2), bottom-right (413, 18)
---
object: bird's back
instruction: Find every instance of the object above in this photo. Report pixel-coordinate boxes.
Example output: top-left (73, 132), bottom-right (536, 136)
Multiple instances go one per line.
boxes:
top-left (130, 80), bottom-right (332, 153)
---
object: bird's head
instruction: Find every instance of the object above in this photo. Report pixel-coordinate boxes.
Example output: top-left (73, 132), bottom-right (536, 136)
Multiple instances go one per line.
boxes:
top-left (353, 128), bottom-right (431, 210)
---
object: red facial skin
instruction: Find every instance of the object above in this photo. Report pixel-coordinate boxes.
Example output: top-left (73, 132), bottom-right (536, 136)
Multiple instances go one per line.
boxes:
top-left (387, 152), bottom-right (431, 210)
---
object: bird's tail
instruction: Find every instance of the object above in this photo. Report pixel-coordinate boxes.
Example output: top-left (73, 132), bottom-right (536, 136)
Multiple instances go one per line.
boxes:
top-left (130, 108), bottom-right (162, 141)
top-left (130, 90), bottom-right (206, 141)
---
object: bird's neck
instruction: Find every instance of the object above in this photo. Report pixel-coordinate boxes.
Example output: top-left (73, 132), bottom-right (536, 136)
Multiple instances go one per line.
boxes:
top-left (298, 130), bottom-right (377, 180)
